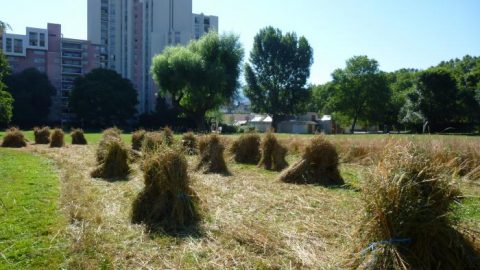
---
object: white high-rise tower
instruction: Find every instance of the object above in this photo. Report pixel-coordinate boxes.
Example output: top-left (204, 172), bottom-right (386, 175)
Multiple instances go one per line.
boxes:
top-left (88, 0), bottom-right (218, 113)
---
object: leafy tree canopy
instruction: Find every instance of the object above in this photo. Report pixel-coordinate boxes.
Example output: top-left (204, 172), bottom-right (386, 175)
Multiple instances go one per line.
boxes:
top-left (5, 68), bottom-right (55, 127)
top-left (244, 26), bottom-right (313, 129)
top-left (0, 89), bottom-right (13, 125)
top-left (307, 82), bottom-right (335, 115)
top-left (0, 50), bottom-right (13, 125)
top-left (69, 68), bottom-right (138, 128)
top-left (151, 32), bottom-right (244, 130)
top-left (329, 55), bottom-right (390, 133)
top-left (406, 68), bottom-right (458, 130)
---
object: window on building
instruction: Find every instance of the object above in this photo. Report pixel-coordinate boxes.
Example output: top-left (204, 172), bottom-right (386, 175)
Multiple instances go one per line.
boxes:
top-left (29, 32), bottom-right (38, 46)
top-left (14, 39), bottom-right (23, 53)
top-left (34, 50), bottom-right (46, 55)
top-left (62, 52), bottom-right (82, 58)
top-left (204, 18), bottom-right (210, 24)
top-left (39, 33), bottom-right (45, 47)
top-left (63, 42), bottom-right (82, 50)
top-left (6, 38), bottom-right (12, 52)
top-left (175, 32), bottom-right (181, 44)
top-left (34, 58), bottom-right (45, 64)
top-left (63, 59), bottom-right (81, 66)
top-left (63, 67), bottom-right (82, 74)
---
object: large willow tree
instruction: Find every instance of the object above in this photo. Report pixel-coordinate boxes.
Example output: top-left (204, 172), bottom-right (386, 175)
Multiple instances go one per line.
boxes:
top-left (151, 32), bottom-right (244, 130)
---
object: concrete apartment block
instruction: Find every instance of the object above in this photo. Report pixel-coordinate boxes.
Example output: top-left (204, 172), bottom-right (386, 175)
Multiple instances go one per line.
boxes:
top-left (1, 23), bottom-right (102, 122)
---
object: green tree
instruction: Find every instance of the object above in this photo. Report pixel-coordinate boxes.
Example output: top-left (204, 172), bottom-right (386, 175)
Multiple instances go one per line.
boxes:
top-left (69, 68), bottom-right (138, 128)
top-left (307, 82), bottom-right (335, 115)
top-left (329, 56), bottom-right (390, 133)
top-left (244, 26), bottom-right (313, 129)
top-left (0, 88), bottom-right (13, 125)
top-left (5, 68), bottom-right (55, 127)
top-left (151, 32), bottom-right (244, 130)
top-left (408, 68), bottom-right (458, 131)
top-left (0, 48), bottom-right (14, 125)
top-left (437, 55), bottom-right (480, 124)
top-left (386, 68), bottom-right (419, 130)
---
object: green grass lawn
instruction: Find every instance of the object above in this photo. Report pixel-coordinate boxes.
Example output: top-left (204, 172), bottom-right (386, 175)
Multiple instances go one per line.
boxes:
top-left (0, 149), bottom-right (67, 270)
top-left (0, 130), bottom-right (132, 145)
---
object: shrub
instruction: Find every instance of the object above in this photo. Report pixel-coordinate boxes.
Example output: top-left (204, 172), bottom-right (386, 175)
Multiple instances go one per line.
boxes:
top-left (1, 127), bottom-right (27, 148)
top-left (230, 133), bottom-right (261, 164)
top-left (33, 126), bottom-right (50, 144)
top-left (196, 134), bottom-right (229, 174)
top-left (219, 124), bottom-right (237, 134)
top-left (349, 141), bottom-right (480, 269)
top-left (258, 131), bottom-right (288, 171)
top-left (279, 136), bottom-right (343, 185)
top-left (49, 128), bottom-right (65, 148)
top-left (131, 129), bottom-right (146, 150)
top-left (91, 137), bottom-right (130, 179)
top-left (181, 132), bottom-right (198, 155)
top-left (71, 129), bottom-right (87, 145)
top-left (131, 147), bottom-right (201, 231)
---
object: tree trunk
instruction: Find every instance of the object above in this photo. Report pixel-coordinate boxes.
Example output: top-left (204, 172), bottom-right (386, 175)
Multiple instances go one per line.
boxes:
top-left (193, 113), bottom-right (207, 132)
top-left (350, 115), bottom-right (358, 134)
top-left (271, 115), bottom-right (281, 132)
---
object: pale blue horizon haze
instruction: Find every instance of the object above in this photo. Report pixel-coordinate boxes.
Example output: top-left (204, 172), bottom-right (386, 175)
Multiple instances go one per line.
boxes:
top-left (1, 0), bottom-right (479, 84)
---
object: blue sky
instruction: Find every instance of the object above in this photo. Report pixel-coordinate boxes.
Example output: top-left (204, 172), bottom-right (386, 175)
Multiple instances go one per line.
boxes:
top-left (2, 0), bottom-right (479, 84)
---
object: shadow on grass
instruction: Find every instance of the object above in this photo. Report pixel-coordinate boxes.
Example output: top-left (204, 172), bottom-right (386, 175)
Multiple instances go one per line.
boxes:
top-left (200, 170), bottom-right (233, 177)
top-left (131, 189), bottom-right (204, 238)
top-left (146, 223), bottom-right (204, 238)
top-left (325, 183), bottom-right (362, 192)
top-left (90, 173), bottom-right (132, 183)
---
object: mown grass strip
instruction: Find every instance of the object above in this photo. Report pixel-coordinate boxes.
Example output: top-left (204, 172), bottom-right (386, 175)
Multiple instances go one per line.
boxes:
top-left (0, 149), bottom-right (67, 270)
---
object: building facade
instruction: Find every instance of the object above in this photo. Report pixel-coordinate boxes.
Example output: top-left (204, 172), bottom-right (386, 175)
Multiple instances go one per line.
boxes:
top-left (193, 13), bottom-right (218, 40)
top-left (1, 24), bottom-right (102, 122)
top-left (88, 0), bottom-right (218, 114)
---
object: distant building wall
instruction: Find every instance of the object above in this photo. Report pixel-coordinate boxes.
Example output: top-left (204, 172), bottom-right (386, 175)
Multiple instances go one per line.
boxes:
top-left (192, 13), bottom-right (218, 39)
top-left (1, 23), bottom-right (102, 123)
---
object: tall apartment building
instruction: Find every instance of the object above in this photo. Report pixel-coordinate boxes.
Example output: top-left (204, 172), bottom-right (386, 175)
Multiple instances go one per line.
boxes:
top-left (1, 24), bottom-right (103, 122)
top-left (88, 0), bottom-right (218, 114)
top-left (192, 13), bottom-right (218, 40)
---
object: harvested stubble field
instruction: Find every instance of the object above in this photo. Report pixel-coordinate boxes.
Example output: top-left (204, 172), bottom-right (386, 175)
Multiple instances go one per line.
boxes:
top-left (0, 131), bottom-right (479, 269)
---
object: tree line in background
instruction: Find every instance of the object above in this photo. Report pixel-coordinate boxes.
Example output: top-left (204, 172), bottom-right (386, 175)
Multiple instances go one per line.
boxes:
top-left (308, 55), bottom-right (480, 132)
top-left (1, 20), bottom-right (479, 133)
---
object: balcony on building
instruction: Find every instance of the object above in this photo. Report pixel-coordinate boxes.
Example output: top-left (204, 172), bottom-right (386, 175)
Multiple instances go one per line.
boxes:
top-left (62, 52), bottom-right (82, 59)
top-left (62, 41), bottom-right (83, 51)
top-left (62, 66), bottom-right (82, 75)
top-left (62, 59), bottom-right (82, 67)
